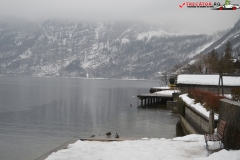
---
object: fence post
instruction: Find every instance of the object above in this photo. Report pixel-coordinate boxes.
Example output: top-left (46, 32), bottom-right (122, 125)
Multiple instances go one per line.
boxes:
top-left (209, 109), bottom-right (214, 134)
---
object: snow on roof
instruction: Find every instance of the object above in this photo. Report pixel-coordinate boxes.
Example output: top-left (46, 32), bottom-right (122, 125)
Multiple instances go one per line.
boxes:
top-left (45, 134), bottom-right (240, 160)
top-left (177, 74), bottom-right (240, 86)
top-left (151, 86), bottom-right (170, 89)
top-left (156, 90), bottom-right (180, 97)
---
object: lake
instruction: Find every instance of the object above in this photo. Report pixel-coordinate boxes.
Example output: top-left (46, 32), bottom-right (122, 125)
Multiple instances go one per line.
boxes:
top-left (0, 77), bottom-right (180, 160)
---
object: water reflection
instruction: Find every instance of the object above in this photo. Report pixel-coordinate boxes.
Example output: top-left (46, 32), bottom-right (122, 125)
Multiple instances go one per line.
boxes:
top-left (176, 121), bottom-right (185, 137)
top-left (138, 104), bottom-right (168, 109)
top-left (0, 77), bottom-right (180, 160)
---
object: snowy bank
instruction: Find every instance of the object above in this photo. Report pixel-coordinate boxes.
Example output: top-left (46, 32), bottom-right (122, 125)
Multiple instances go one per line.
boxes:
top-left (45, 134), bottom-right (240, 160)
top-left (179, 94), bottom-right (218, 120)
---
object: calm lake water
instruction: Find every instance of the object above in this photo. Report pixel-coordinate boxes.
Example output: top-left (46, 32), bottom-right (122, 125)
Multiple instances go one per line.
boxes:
top-left (0, 77), bottom-right (180, 160)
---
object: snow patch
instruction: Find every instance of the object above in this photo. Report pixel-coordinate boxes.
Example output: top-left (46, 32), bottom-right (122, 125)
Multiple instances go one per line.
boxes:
top-left (215, 31), bottom-right (240, 49)
top-left (137, 30), bottom-right (170, 42)
top-left (121, 38), bottom-right (130, 44)
top-left (233, 34), bottom-right (239, 38)
top-left (189, 60), bottom-right (197, 65)
top-left (180, 94), bottom-right (218, 120)
top-left (18, 50), bottom-right (32, 59)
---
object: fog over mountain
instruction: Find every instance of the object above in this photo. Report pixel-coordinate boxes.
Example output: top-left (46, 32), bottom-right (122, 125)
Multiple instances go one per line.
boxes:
top-left (0, 0), bottom-right (239, 34)
top-left (0, 0), bottom-right (239, 79)
top-left (0, 18), bottom-right (239, 79)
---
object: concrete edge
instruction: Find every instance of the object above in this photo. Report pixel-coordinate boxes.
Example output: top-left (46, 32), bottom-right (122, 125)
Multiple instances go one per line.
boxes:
top-left (35, 138), bottom-right (79, 160)
top-left (35, 137), bottom-right (135, 160)
top-left (80, 138), bottom-right (124, 142)
top-left (180, 115), bottom-right (198, 134)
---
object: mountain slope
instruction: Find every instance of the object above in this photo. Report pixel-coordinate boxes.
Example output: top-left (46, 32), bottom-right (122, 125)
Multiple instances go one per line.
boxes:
top-left (200, 18), bottom-right (240, 57)
top-left (0, 19), bottom-right (235, 79)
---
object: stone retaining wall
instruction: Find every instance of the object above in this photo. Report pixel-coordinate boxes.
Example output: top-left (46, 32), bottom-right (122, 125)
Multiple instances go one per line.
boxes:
top-left (218, 99), bottom-right (240, 150)
top-left (184, 105), bottom-right (210, 134)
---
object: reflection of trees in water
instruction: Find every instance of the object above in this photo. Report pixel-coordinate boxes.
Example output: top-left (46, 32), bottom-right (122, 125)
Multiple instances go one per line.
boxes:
top-left (176, 121), bottom-right (185, 137)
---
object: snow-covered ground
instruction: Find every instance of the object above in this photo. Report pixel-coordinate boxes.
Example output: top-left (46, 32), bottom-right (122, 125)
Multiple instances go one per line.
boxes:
top-left (45, 134), bottom-right (240, 160)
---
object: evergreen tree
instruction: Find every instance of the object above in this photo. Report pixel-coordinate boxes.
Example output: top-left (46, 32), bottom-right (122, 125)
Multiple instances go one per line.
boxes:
top-left (220, 41), bottom-right (235, 73)
top-left (224, 41), bottom-right (232, 60)
top-left (204, 49), bottom-right (219, 73)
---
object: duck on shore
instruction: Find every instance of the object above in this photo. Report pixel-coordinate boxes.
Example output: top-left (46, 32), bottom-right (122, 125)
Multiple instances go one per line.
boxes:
top-left (106, 132), bottom-right (111, 137)
top-left (115, 133), bottom-right (119, 138)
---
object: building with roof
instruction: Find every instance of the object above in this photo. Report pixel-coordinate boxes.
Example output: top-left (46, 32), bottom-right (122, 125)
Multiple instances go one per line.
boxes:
top-left (176, 74), bottom-right (240, 94)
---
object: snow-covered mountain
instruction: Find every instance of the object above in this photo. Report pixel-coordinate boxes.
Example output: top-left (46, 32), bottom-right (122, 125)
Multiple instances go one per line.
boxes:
top-left (0, 18), bottom-right (238, 79)
top-left (200, 18), bottom-right (240, 57)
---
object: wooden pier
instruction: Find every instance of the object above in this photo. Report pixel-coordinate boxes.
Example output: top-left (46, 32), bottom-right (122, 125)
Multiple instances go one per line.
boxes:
top-left (137, 92), bottom-right (173, 106)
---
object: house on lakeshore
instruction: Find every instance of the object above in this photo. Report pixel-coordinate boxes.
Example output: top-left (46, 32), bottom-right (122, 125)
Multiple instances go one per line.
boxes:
top-left (176, 74), bottom-right (240, 94)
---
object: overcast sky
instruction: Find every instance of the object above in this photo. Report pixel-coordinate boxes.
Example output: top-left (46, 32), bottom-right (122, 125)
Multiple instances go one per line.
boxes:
top-left (0, 0), bottom-right (240, 34)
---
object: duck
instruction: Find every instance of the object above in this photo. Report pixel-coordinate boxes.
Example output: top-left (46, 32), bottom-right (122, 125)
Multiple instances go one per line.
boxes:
top-left (106, 132), bottom-right (111, 137)
top-left (90, 135), bottom-right (95, 138)
top-left (115, 133), bottom-right (119, 138)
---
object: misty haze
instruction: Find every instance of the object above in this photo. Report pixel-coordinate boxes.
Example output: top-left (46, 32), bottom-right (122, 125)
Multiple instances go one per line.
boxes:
top-left (0, 0), bottom-right (240, 160)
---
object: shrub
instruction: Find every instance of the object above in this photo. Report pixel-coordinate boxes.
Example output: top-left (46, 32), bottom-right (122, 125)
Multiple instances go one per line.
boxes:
top-left (177, 98), bottom-right (185, 117)
top-left (187, 89), bottom-right (224, 112)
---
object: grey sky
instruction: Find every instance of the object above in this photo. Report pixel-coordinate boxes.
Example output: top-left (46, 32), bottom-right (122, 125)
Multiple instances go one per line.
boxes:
top-left (0, 0), bottom-right (240, 34)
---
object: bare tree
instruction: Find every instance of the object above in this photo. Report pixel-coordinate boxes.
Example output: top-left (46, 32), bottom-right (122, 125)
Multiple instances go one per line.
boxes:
top-left (195, 55), bottom-right (205, 74)
top-left (159, 72), bottom-right (168, 86)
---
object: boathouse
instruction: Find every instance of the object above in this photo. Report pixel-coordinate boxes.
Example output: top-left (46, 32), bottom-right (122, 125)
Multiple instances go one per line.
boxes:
top-left (176, 74), bottom-right (240, 94)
